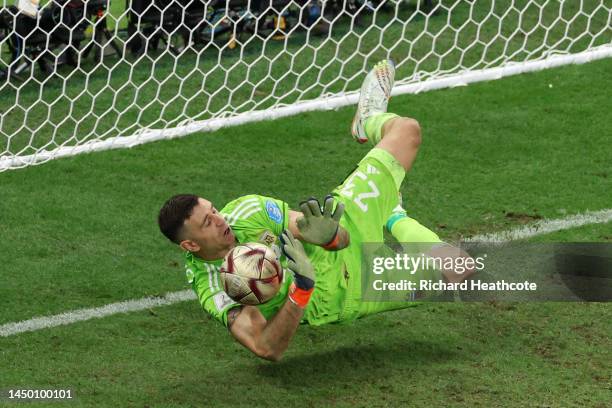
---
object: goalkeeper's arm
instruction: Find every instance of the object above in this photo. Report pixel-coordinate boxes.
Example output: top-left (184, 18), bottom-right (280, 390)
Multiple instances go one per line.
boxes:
top-left (228, 302), bottom-right (303, 362)
top-left (228, 230), bottom-right (316, 362)
top-left (288, 195), bottom-right (350, 251)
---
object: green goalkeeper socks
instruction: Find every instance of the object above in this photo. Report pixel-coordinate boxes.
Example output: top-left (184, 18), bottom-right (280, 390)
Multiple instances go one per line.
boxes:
top-left (384, 193), bottom-right (441, 245)
top-left (364, 112), bottom-right (400, 145)
top-left (388, 215), bottom-right (442, 244)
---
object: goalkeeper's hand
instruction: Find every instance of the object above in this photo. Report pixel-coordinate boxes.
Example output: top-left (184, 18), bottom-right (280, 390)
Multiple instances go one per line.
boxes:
top-left (281, 229), bottom-right (315, 291)
top-left (296, 195), bottom-right (345, 248)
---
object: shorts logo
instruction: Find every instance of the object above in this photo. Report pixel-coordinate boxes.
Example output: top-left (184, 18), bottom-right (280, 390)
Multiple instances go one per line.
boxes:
top-left (265, 200), bottom-right (282, 224)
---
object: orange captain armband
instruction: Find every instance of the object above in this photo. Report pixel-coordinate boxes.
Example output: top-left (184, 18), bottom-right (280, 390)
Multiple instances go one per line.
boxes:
top-left (322, 231), bottom-right (341, 251)
top-left (288, 283), bottom-right (314, 308)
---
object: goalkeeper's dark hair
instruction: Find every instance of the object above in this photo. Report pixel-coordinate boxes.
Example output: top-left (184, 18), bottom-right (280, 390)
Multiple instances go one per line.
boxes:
top-left (158, 194), bottom-right (200, 244)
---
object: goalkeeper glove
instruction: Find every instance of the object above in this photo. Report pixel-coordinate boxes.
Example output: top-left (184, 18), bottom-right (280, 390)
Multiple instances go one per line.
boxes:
top-left (280, 229), bottom-right (316, 308)
top-left (297, 195), bottom-right (345, 249)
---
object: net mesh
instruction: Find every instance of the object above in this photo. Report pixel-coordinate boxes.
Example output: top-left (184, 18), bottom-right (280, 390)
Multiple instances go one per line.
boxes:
top-left (0, 0), bottom-right (610, 170)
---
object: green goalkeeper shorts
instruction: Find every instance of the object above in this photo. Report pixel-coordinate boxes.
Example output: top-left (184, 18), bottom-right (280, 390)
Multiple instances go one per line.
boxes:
top-left (330, 147), bottom-right (419, 322)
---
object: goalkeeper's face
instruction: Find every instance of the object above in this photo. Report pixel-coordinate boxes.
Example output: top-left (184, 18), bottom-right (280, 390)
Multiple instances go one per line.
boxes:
top-left (181, 197), bottom-right (235, 259)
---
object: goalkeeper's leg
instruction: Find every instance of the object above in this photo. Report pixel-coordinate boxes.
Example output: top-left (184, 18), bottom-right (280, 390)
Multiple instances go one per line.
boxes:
top-left (386, 200), bottom-right (442, 245)
top-left (386, 201), bottom-right (475, 284)
top-left (351, 60), bottom-right (422, 173)
top-left (349, 58), bottom-right (442, 254)
top-left (352, 60), bottom-right (474, 283)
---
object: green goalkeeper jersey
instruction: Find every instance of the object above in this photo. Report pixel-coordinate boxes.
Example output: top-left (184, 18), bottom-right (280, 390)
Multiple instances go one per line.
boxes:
top-left (185, 194), bottom-right (349, 327)
top-left (183, 149), bottom-right (429, 329)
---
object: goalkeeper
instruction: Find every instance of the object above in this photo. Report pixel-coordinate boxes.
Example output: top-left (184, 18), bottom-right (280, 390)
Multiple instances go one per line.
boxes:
top-left (158, 60), bottom-right (474, 361)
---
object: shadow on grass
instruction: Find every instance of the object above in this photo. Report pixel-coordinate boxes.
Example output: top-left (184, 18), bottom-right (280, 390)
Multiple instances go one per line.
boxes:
top-left (255, 339), bottom-right (457, 386)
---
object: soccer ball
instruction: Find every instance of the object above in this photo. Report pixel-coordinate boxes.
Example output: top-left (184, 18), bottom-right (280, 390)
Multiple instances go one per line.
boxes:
top-left (220, 242), bottom-right (284, 305)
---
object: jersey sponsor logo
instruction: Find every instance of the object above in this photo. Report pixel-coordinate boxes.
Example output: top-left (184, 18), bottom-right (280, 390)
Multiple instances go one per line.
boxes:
top-left (213, 292), bottom-right (236, 311)
top-left (265, 200), bottom-right (282, 224)
top-left (259, 230), bottom-right (276, 246)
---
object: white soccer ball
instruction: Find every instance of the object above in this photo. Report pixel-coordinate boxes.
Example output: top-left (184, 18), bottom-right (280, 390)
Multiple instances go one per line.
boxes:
top-left (220, 242), bottom-right (283, 305)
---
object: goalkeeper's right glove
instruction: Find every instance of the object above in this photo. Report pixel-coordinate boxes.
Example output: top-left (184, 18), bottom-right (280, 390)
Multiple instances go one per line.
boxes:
top-left (297, 195), bottom-right (345, 249)
top-left (280, 229), bottom-right (316, 308)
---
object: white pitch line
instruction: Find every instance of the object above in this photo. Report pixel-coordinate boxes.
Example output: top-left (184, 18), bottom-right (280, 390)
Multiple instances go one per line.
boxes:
top-left (1, 208), bottom-right (611, 337)
top-left (467, 208), bottom-right (612, 243)
top-left (0, 290), bottom-right (196, 337)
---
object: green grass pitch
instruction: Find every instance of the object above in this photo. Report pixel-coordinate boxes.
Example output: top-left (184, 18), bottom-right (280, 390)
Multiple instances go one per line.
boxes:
top-left (0, 58), bottom-right (611, 407)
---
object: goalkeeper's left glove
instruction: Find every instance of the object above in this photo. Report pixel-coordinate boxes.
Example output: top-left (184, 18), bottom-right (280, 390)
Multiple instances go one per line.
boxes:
top-left (296, 195), bottom-right (344, 249)
top-left (280, 229), bottom-right (316, 308)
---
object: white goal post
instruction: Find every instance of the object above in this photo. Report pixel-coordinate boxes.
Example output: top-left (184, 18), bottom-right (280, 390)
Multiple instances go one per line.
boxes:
top-left (0, 0), bottom-right (610, 171)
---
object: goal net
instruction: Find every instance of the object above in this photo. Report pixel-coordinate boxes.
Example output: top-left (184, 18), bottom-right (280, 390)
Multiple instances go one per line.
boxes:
top-left (0, 0), bottom-right (610, 171)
